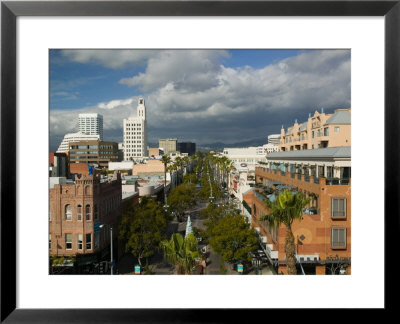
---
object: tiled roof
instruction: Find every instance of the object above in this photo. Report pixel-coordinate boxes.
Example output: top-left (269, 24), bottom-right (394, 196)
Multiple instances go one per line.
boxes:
top-left (299, 122), bottom-right (307, 131)
top-left (325, 110), bottom-right (351, 125)
top-left (267, 146), bottom-right (351, 160)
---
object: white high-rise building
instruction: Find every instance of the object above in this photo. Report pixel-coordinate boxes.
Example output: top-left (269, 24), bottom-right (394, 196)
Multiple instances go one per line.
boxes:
top-left (56, 132), bottom-right (100, 153)
top-left (79, 113), bottom-right (103, 140)
top-left (123, 98), bottom-right (148, 160)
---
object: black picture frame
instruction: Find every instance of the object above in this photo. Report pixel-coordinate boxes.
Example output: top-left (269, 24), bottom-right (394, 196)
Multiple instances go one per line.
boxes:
top-left (1, 0), bottom-right (398, 322)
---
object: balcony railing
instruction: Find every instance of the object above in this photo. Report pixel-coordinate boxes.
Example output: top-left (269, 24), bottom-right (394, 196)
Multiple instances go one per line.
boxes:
top-left (303, 207), bottom-right (320, 215)
top-left (256, 167), bottom-right (350, 187)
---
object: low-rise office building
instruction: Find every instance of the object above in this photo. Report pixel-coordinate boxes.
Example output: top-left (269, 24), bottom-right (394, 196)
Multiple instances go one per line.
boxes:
top-left (178, 142), bottom-right (196, 156)
top-left (57, 132), bottom-right (100, 153)
top-left (159, 138), bottom-right (178, 155)
top-left (69, 140), bottom-right (119, 168)
top-left (223, 147), bottom-right (267, 172)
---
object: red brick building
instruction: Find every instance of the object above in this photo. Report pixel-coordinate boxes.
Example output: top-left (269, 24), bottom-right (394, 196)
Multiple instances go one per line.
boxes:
top-left (49, 170), bottom-right (122, 271)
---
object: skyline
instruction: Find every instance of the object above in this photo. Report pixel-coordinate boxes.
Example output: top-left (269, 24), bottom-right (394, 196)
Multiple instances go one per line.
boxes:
top-left (49, 49), bottom-right (351, 152)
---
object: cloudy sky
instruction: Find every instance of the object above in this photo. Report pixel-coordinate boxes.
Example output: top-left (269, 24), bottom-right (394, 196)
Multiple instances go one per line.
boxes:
top-left (49, 49), bottom-right (350, 151)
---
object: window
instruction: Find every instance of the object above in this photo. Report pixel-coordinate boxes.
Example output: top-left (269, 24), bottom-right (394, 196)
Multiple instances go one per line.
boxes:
top-left (49, 234), bottom-right (51, 249)
top-left (324, 127), bottom-right (329, 136)
top-left (65, 204), bottom-right (72, 221)
top-left (331, 198), bottom-right (346, 218)
top-left (77, 234), bottom-right (83, 250)
top-left (86, 233), bottom-right (92, 250)
top-left (335, 126), bottom-right (340, 133)
top-left (331, 227), bottom-right (346, 248)
top-left (312, 131), bottom-right (314, 138)
top-left (77, 205), bottom-right (82, 221)
top-left (65, 233), bottom-right (72, 250)
top-left (85, 204), bottom-right (91, 221)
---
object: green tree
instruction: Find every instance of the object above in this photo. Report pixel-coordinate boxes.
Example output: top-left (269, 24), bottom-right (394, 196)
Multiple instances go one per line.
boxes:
top-left (160, 233), bottom-right (201, 274)
top-left (168, 183), bottom-right (196, 221)
top-left (183, 173), bottom-right (197, 184)
top-left (201, 202), bottom-right (227, 237)
top-left (119, 197), bottom-right (167, 267)
top-left (207, 213), bottom-right (258, 266)
top-left (260, 190), bottom-right (311, 275)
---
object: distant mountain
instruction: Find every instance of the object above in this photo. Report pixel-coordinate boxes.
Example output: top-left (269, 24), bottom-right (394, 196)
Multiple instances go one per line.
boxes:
top-left (198, 137), bottom-right (267, 151)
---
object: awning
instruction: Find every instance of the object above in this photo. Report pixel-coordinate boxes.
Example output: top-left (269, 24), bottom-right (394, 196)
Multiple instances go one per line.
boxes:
top-left (276, 184), bottom-right (297, 191)
top-left (266, 180), bottom-right (283, 186)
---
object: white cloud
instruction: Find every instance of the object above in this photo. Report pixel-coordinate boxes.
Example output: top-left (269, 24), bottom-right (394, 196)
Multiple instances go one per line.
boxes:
top-left (119, 50), bottom-right (230, 92)
top-left (98, 98), bottom-right (134, 110)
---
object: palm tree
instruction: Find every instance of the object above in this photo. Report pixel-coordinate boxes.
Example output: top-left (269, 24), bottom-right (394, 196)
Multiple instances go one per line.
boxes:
top-left (174, 156), bottom-right (184, 184)
top-left (220, 157), bottom-right (234, 191)
top-left (161, 154), bottom-right (172, 205)
top-left (260, 190), bottom-right (310, 275)
top-left (182, 156), bottom-right (190, 174)
top-left (160, 233), bottom-right (201, 274)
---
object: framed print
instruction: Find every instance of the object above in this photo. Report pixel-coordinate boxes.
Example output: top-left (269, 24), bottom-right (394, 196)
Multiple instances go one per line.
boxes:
top-left (1, 0), bottom-right (398, 322)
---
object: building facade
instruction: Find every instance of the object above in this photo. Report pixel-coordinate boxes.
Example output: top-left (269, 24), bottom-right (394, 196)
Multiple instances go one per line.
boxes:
top-left (268, 134), bottom-right (281, 146)
top-left (148, 147), bottom-right (161, 157)
top-left (123, 98), bottom-right (148, 160)
top-left (178, 142), bottom-right (196, 156)
top-left (223, 147), bottom-right (267, 172)
top-left (159, 138), bottom-right (178, 155)
top-left (279, 108), bottom-right (351, 152)
top-left (79, 113), bottom-right (103, 140)
top-left (49, 171), bottom-right (122, 264)
top-left (69, 140), bottom-right (119, 168)
top-left (248, 147), bottom-right (351, 275)
top-left (57, 132), bottom-right (100, 153)
top-left (49, 152), bottom-right (68, 177)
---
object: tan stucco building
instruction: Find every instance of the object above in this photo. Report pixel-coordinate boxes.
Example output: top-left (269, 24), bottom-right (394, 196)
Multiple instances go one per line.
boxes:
top-left (279, 108), bottom-right (351, 151)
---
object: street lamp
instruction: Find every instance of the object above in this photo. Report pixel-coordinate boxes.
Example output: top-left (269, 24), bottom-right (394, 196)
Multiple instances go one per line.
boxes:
top-left (99, 224), bottom-right (113, 275)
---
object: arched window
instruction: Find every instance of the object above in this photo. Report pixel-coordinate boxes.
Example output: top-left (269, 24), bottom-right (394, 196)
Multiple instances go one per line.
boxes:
top-left (65, 204), bottom-right (72, 221)
top-left (85, 204), bottom-right (91, 221)
top-left (77, 205), bottom-right (82, 221)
